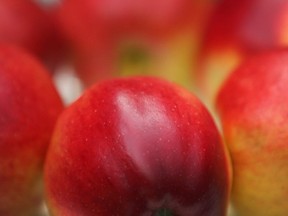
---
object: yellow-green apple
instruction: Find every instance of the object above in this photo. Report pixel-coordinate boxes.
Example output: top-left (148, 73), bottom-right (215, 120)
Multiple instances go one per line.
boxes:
top-left (0, 0), bottom-right (64, 69)
top-left (195, 0), bottom-right (288, 107)
top-left (216, 50), bottom-right (288, 216)
top-left (56, 0), bottom-right (215, 88)
top-left (0, 45), bottom-right (64, 215)
top-left (45, 76), bottom-right (232, 216)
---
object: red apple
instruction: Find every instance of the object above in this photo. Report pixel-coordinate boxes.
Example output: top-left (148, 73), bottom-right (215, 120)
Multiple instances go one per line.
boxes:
top-left (195, 0), bottom-right (288, 106)
top-left (216, 50), bottom-right (288, 216)
top-left (0, 0), bottom-right (64, 68)
top-left (0, 45), bottom-right (64, 215)
top-left (45, 76), bottom-right (231, 216)
top-left (56, 0), bottom-right (215, 88)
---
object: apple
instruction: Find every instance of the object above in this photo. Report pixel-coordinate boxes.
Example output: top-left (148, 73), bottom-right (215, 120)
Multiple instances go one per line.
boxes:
top-left (56, 0), bottom-right (215, 88)
top-left (216, 50), bottom-right (288, 216)
top-left (194, 0), bottom-right (288, 107)
top-left (0, 0), bottom-right (64, 68)
top-left (45, 77), bottom-right (232, 216)
top-left (0, 45), bottom-right (64, 215)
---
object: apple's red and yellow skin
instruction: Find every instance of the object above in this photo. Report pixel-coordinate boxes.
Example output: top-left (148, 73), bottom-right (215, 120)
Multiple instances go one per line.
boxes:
top-left (216, 51), bottom-right (288, 216)
top-left (0, 0), bottom-right (64, 67)
top-left (45, 77), bottom-right (231, 216)
top-left (195, 0), bottom-right (288, 106)
top-left (0, 45), bottom-right (64, 215)
top-left (56, 0), bottom-right (215, 88)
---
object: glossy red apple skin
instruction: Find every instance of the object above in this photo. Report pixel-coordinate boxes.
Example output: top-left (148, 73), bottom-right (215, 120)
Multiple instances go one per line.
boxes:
top-left (0, 0), bottom-right (64, 68)
top-left (216, 50), bottom-right (288, 215)
top-left (195, 0), bottom-right (288, 105)
top-left (0, 45), bottom-right (64, 215)
top-left (45, 77), bottom-right (231, 216)
top-left (56, 0), bottom-right (214, 87)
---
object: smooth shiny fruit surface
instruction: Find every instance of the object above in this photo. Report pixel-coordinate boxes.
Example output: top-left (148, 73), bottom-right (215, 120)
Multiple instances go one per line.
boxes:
top-left (45, 77), bottom-right (231, 216)
top-left (0, 45), bottom-right (64, 216)
top-left (217, 50), bottom-right (288, 216)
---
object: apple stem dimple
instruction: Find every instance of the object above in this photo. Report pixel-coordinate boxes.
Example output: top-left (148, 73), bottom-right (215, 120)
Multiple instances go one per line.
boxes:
top-left (154, 208), bottom-right (173, 216)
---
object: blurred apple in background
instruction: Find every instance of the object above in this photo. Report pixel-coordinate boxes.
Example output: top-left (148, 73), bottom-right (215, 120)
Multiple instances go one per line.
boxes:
top-left (0, 0), bottom-right (65, 70)
top-left (194, 0), bottom-right (288, 107)
top-left (56, 0), bottom-right (216, 88)
top-left (0, 45), bottom-right (63, 215)
top-left (216, 50), bottom-right (288, 216)
top-left (45, 77), bottom-right (231, 216)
